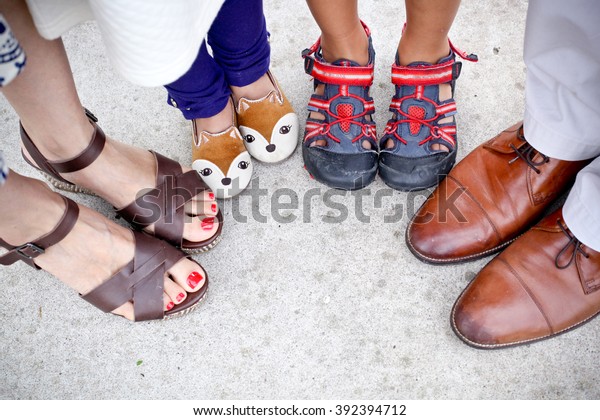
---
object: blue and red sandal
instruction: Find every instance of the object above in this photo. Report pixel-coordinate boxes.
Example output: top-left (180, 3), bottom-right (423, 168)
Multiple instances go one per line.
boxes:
top-left (301, 22), bottom-right (378, 190)
top-left (378, 39), bottom-right (477, 191)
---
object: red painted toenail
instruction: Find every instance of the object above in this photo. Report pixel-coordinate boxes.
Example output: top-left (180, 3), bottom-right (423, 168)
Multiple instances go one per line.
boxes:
top-left (177, 293), bottom-right (185, 302)
top-left (209, 192), bottom-right (215, 200)
top-left (211, 203), bottom-right (217, 212)
top-left (166, 302), bottom-right (174, 311)
top-left (187, 271), bottom-right (204, 289)
top-left (201, 217), bottom-right (215, 231)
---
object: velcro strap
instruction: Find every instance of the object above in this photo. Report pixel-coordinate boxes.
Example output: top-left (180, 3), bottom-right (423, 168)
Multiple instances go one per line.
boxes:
top-left (436, 102), bottom-right (457, 117)
top-left (304, 56), bottom-right (374, 86)
top-left (448, 38), bottom-right (478, 62)
top-left (302, 20), bottom-right (374, 86)
top-left (302, 21), bottom-right (374, 86)
top-left (391, 60), bottom-right (458, 86)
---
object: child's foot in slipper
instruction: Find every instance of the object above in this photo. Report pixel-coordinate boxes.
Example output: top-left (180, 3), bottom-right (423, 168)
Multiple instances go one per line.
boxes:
top-left (231, 72), bottom-right (299, 163)
top-left (191, 98), bottom-right (253, 199)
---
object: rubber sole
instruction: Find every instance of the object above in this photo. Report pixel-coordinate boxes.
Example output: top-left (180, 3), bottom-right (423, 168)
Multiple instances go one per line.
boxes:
top-left (164, 283), bottom-right (208, 321)
top-left (378, 149), bottom-right (456, 192)
top-left (302, 145), bottom-right (378, 190)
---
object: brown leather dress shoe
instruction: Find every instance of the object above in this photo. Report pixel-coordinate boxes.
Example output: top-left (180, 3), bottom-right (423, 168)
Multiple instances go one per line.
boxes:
top-left (451, 208), bottom-right (600, 349)
top-left (406, 122), bottom-right (589, 264)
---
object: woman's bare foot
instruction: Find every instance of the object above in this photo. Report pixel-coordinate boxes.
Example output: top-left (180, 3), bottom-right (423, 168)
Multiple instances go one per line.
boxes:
top-left (0, 172), bottom-right (206, 321)
top-left (21, 123), bottom-right (220, 245)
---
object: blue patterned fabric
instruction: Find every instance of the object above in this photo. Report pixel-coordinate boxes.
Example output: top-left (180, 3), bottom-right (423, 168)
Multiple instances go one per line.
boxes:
top-left (0, 14), bottom-right (23, 186)
top-left (0, 14), bottom-right (26, 88)
top-left (0, 151), bottom-right (8, 186)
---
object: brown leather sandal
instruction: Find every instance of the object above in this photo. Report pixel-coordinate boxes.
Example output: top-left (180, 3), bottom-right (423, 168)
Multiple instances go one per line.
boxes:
top-left (0, 195), bottom-right (208, 321)
top-left (19, 110), bottom-right (222, 254)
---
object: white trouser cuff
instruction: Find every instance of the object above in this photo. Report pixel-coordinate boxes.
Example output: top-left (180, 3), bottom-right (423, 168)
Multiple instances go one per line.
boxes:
top-left (563, 158), bottom-right (600, 252)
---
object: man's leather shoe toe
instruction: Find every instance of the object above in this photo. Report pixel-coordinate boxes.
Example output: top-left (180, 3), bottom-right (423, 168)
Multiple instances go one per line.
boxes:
top-left (452, 208), bottom-right (600, 349)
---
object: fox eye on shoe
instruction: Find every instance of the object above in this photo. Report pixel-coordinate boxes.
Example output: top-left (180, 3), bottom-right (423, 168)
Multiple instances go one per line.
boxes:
top-left (238, 161), bottom-right (250, 170)
top-left (244, 134), bottom-right (255, 143)
top-left (279, 125), bottom-right (292, 134)
top-left (200, 168), bottom-right (213, 176)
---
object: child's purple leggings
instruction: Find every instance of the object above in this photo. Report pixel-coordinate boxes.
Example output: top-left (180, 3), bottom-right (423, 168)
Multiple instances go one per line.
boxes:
top-left (164, 0), bottom-right (270, 120)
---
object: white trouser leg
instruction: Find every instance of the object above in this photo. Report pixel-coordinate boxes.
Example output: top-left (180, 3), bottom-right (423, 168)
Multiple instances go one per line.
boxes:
top-left (523, 0), bottom-right (600, 161)
top-left (563, 158), bottom-right (600, 252)
top-left (521, 0), bottom-right (600, 251)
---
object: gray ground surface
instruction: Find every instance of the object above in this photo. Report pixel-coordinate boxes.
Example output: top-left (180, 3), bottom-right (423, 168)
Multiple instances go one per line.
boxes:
top-left (2, 0), bottom-right (599, 400)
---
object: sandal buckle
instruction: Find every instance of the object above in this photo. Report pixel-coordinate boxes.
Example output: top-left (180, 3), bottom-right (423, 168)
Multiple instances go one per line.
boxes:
top-left (84, 108), bottom-right (98, 123)
top-left (452, 61), bottom-right (462, 80)
top-left (304, 56), bottom-right (315, 76)
top-left (16, 243), bottom-right (45, 260)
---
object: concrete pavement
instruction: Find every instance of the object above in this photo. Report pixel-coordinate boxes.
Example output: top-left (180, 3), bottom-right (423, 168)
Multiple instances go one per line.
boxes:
top-left (1, 0), bottom-right (599, 400)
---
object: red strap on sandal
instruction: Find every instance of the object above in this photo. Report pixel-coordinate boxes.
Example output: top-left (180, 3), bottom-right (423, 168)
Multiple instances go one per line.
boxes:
top-left (391, 28), bottom-right (477, 87)
top-left (302, 21), bottom-right (375, 87)
top-left (391, 60), bottom-right (458, 86)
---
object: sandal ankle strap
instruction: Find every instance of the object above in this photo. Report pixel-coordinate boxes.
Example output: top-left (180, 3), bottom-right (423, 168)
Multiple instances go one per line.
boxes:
top-left (20, 109), bottom-right (106, 184)
top-left (0, 196), bottom-right (79, 269)
top-left (391, 58), bottom-right (462, 87)
top-left (392, 34), bottom-right (477, 87)
top-left (302, 21), bottom-right (375, 87)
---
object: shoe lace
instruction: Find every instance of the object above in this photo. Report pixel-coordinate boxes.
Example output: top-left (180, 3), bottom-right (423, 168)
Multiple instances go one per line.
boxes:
top-left (555, 218), bottom-right (590, 269)
top-left (319, 100), bottom-right (374, 143)
top-left (384, 99), bottom-right (455, 145)
top-left (508, 130), bottom-right (549, 174)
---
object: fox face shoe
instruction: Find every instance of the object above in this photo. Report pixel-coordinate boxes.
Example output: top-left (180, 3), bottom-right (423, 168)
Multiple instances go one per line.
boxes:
top-left (235, 71), bottom-right (299, 163)
top-left (191, 122), bottom-right (253, 199)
